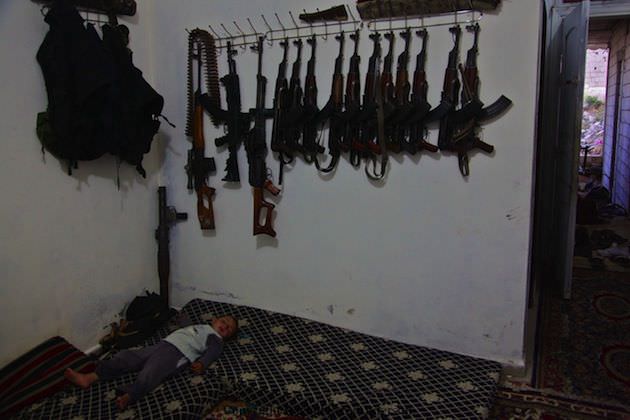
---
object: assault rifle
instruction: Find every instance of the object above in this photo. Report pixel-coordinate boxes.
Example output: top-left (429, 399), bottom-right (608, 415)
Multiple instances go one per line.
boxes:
top-left (343, 30), bottom-right (362, 166)
top-left (436, 25), bottom-right (463, 153)
top-left (314, 32), bottom-right (345, 173)
top-left (301, 35), bottom-right (325, 163)
top-left (270, 39), bottom-right (291, 182)
top-left (200, 42), bottom-right (251, 183)
top-left (407, 29), bottom-right (439, 154)
top-left (380, 32), bottom-right (396, 149)
top-left (185, 41), bottom-right (216, 230)
top-left (357, 32), bottom-right (382, 158)
top-left (246, 37), bottom-right (281, 237)
top-left (390, 28), bottom-right (412, 154)
top-left (284, 39), bottom-right (304, 155)
top-left (450, 23), bottom-right (512, 176)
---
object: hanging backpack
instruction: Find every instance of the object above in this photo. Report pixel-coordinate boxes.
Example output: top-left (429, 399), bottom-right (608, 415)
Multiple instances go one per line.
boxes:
top-left (36, 0), bottom-right (165, 177)
top-left (36, 0), bottom-right (114, 173)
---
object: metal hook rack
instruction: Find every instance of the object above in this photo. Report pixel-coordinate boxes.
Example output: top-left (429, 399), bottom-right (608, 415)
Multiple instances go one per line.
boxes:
top-left (207, 5), bottom-right (361, 50)
top-left (366, 0), bottom-right (482, 33)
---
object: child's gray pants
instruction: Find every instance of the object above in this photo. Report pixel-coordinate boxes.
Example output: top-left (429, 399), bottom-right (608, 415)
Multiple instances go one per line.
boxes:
top-left (96, 341), bottom-right (186, 403)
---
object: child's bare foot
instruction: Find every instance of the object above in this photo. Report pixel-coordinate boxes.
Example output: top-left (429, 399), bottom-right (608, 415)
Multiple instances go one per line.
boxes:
top-left (116, 393), bottom-right (131, 410)
top-left (64, 368), bottom-right (98, 389)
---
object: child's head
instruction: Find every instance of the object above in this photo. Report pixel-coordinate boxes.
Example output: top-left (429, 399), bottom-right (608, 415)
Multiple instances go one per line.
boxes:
top-left (211, 315), bottom-right (238, 340)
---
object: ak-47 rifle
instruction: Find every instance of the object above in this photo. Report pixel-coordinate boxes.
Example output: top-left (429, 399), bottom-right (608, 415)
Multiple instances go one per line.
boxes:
top-left (450, 23), bottom-right (512, 176)
top-left (301, 35), bottom-right (325, 163)
top-left (284, 39), bottom-right (304, 155)
top-left (185, 38), bottom-right (217, 230)
top-left (314, 32), bottom-right (345, 173)
top-left (437, 25), bottom-right (462, 151)
top-left (407, 29), bottom-right (439, 154)
top-left (246, 37), bottom-right (281, 237)
top-left (270, 39), bottom-right (291, 182)
top-left (200, 42), bottom-right (251, 183)
top-left (343, 30), bottom-right (362, 166)
top-left (390, 28), bottom-right (412, 154)
top-left (358, 32), bottom-right (382, 158)
top-left (380, 32), bottom-right (396, 150)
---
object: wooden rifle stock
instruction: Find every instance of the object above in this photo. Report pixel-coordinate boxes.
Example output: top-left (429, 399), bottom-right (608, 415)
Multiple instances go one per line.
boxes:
top-left (193, 100), bottom-right (216, 229)
top-left (253, 181), bottom-right (280, 237)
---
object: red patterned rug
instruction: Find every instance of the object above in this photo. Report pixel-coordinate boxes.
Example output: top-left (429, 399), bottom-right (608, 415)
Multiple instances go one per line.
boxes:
top-left (536, 273), bottom-right (630, 406)
top-left (0, 336), bottom-right (96, 418)
top-left (490, 386), bottom-right (630, 419)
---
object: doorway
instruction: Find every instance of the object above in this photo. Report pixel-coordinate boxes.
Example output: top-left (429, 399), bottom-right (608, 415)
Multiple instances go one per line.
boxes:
top-left (522, 1), bottom-right (630, 402)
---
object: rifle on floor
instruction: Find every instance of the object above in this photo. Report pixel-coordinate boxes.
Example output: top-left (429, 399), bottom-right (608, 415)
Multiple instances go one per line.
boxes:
top-left (200, 42), bottom-right (251, 183)
top-left (246, 37), bottom-right (281, 237)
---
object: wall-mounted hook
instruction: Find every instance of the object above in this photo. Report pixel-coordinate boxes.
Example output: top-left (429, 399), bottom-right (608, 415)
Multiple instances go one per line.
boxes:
top-left (233, 20), bottom-right (248, 50)
top-left (220, 23), bottom-right (234, 39)
top-left (319, 9), bottom-right (328, 40)
top-left (261, 14), bottom-right (274, 46)
top-left (275, 12), bottom-right (287, 39)
top-left (452, 0), bottom-right (458, 25)
top-left (288, 11), bottom-right (300, 39)
top-left (303, 9), bottom-right (315, 36)
top-left (208, 24), bottom-right (224, 54)
top-left (247, 17), bottom-right (258, 36)
top-left (345, 5), bottom-right (358, 32)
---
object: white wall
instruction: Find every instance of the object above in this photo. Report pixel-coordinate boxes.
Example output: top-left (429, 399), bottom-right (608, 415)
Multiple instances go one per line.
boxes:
top-left (0, 1), bottom-right (161, 366)
top-left (154, 0), bottom-right (541, 366)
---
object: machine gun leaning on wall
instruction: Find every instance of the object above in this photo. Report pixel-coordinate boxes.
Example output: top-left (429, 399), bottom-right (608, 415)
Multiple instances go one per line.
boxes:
top-left (246, 37), bottom-right (281, 237)
top-left (200, 42), bottom-right (252, 183)
top-left (184, 29), bottom-right (219, 230)
top-left (156, 186), bottom-right (187, 305)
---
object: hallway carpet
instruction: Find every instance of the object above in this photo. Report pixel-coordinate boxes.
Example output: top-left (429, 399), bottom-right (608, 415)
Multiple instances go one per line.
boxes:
top-left (536, 272), bottom-right (630, 407)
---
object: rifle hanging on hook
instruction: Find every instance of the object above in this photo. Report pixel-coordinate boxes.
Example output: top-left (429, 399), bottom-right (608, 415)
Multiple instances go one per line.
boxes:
top-left (449, 22), bottom-right (512, 176)
top-left (184, 29), bottom-right (219, 230)
top-left (199, 42), bottom-right (251, 183)
top-left (313, 32), bottom-right (345, 174)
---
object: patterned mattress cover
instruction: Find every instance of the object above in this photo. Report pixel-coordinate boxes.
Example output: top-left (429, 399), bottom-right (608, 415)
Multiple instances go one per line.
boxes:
top-left (12, 322), bottom-right (226, 420)
top-left (185, 299), bottom-right (502, 419)
top-left (13, 298), bottom-right (501, 419)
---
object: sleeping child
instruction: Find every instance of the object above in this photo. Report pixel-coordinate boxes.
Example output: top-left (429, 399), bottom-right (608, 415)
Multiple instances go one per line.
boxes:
top-left (65, 314), bottom-right (238, 409)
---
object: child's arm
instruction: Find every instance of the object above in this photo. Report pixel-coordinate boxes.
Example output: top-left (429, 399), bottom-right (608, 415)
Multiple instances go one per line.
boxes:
top-left (193, 335), bottom-right (224, 371)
